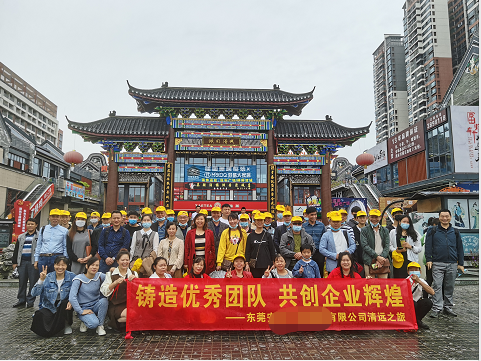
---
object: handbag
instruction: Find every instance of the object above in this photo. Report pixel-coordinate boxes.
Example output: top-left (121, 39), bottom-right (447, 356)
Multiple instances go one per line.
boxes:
top-left (85, 230), bottom-right (92, 257)
top-left (248, 231), bottom-right (266, 269)
top-left (221, 242), bottom-right (241, 271)
top-left (369, 257), bottom-right (391, 274)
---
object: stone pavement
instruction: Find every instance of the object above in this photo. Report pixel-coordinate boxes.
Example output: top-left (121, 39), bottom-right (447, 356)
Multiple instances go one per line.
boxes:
top-left (0, 285), bottom-right (478, 360)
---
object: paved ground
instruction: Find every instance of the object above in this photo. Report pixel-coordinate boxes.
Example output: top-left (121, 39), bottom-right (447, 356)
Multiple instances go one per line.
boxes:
top-left (0, 285), bottom-right (478, 360)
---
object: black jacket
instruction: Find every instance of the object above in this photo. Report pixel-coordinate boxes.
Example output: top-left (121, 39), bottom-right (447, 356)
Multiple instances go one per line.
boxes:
top-left (124, 224), bottom-right (142, 238)
top-left (245, 230), bottom-right (276, 269)
top-left (425, 224), bottom-right (464, 265)
top-left (273, 224), bottom-right (290, 252)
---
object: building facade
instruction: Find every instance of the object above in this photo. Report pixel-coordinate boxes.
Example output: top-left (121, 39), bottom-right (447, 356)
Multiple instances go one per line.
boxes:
top-left (403, 0), bottom-right (453, 125)
top-left (0, 62), bottom-right (61, 146)
top-left (373, 34), bottom-right (409, 143)
top-left (68, 82), bottom-right (370, 221)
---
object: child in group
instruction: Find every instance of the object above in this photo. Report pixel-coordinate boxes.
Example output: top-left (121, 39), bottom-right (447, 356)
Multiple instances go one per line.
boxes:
top-left (263, 254), bottom-right (293, 278)
top-left (150, 257), bottom-right (172, 278)
top-left (292, 244), bottom-right (321, 278)
top-left (225, 254), bottom-right (253, 278)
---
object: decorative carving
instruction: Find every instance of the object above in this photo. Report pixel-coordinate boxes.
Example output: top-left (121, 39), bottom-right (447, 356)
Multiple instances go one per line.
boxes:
top-left (138, 142), bottom-right (151, 153)
top-left (194, 108), bottom-right (206, 118)
top-left (251, 109), bottom-right (264, 120)
top-left (123, 142), bottom-right (138, 152)
top-left (237, 109), bottom-right (249, 119)
top-left (208, 108), bottom-right (221, 119)
top-left (223, 109), bottom-right (234, 119)
top-left (151, 142), bottom-right (165, 152)
top-left (305, 144), bottom-right (318, 155)
top-left (179, 108), bottom-right (192, 118)
top-left (175, 138), bottom-right (183, 145)
top-left (291, 144), bottom-right (303, 155)
top-left (278, 144), bottom-right (290, 154)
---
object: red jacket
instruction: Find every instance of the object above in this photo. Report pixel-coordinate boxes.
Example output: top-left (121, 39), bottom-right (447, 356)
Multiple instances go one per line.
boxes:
top-left (225, 270), bottom-right (253, 278)
top-left (184, 228), bottom-right (216, 275)
top-left (184, 273), bottom-right (211, 279)
top-left (328, 267), bottom-right (362, 279)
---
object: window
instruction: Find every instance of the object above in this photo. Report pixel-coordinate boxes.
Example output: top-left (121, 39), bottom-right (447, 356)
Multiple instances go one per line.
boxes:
top-left (293, 186), bottom-right (310, 205)
top-left (42, 162), bottom-right (50, 178)
top-left (33, 158), bottom-right (40, 175)
top-left (427, 123), bottom-right (452, 177)
top-left (211, 190), bottom-right (229, 200)
top-left (211, 157), bottom-right (230, 168)
top-left (233, 191), bottom-right (252, 201)
top-left (256, 188), bottom-right (267, 201)
top-left (256, 157), bottom-right (267, 183)
top-left (128, 185), bottom-right (145, 203)
top-left (118, 185), bottom-right (125, 203)
top-left (188, 190), bottom-right (207, 200)
top-left (233, 157), bottom-right (252, 167)
top-left (189, 157), bottom-right (208, 166)
top-left (174, 156), bottom-right (185, 182)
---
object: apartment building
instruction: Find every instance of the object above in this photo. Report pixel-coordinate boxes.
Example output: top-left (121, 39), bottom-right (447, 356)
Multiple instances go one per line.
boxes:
top-left (0, 62), bottom-right (60, 146)
top-left (373, 35), bottom-right (409, 144)
top-left (403, 0), bottom-right (453, 126)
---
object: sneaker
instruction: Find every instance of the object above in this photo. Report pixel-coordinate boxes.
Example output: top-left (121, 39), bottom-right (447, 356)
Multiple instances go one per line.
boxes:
top-left (96, 325), bottom-right (106, 336)
top-left (12, 302), bottom-right (26, 308)
top-left (79, 322), bottom-right (88, 333)
top-left (429, 311), bottom-right (440, 318)
top-left (64, 325), bottom-right (73, 335)
top-left (417, 320), bottom-right (430, 330)
top-left (443, 308), bottom-right (457, 317)
top-left (26, 303), bottom-right (34, 308)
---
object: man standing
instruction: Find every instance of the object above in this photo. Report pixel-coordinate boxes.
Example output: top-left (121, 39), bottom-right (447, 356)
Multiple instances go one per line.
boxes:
top-left (220, 204), bottom-right (231, 225)
top-left (191, 205), bottom-right (201, 220)
top-left (152, 206), bottom-right (168, 241)
top-left (303, 206), bottom-right (326, 276)
top-left (352, 210), bottom-right (367, 271)
top-left (87, 211), bottom-right (102, 231)
top-left (273, 211), bottom-right (292, 252)
top-left (120, 210), bottom-right (128, 224)
top-left (263, 212), bottom-right (276, 236)
top-left (360, 209), bottom-right (390, 278)
top-left (386, 207), bottom-right (403, 232)
top-left (346, 206), bottom-right (361, 228)
top-left (279, 216), bottom-right (314, 270)
top-left (34, 209), bottom-right (68, 273)
top-left (275, 205), bottom-right (285, 227)
top-left (207, 206), bottom-right (228, 255)
top-left (124, 210), bottom-right (141, 238)
top-left (425, 209), bottom-right (464, 318)
top-left (59, 210), bottom-right (71, 229)
top-left (12, 218), bottom-right (39, 308)
top-left (97, 210), bottom-right (131, 273)
top-left (175, 211), bottom-right (191, 240)
top-left (338, 209), bottom-right (355, 241)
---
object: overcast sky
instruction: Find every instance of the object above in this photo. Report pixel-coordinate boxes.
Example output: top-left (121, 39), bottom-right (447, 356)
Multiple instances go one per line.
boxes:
top-left (1, 0), bottom-right (405, 164)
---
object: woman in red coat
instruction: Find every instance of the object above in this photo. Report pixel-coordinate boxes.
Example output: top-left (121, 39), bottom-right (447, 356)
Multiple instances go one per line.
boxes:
top-left (184, 213), bottom-right (216, 275)
top-left (328, 252), bottom-right (363, 279)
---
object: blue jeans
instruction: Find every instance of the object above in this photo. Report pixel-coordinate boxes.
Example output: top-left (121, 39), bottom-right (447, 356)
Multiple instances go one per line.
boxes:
top-left (17, 261), bottom-right (39, 305)
top-left (38, 255), bottom-right (62, 274)
top-left (77, 298), bottom-right (109, 329)
top-left (99, 259), bottom-right (118, 273)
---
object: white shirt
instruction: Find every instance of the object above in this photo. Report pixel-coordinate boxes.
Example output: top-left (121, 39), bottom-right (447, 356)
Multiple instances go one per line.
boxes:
top-left (374, 228), bottom-right (383, 255)
top-left (130, 229), bottom-right (160, 261)
top-left (332, 230), bottom-right (346, 254)
top-left (219, 217), bottom-right (230, 225)
top-left (191, 212), bottom-right (199, 220)
top-left (408, 276), bottom-right (428, 302)
top-left (150, 273), bottom-right (172, 278)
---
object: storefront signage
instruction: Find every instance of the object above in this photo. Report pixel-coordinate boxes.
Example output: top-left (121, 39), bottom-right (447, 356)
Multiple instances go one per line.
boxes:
top-left (202, 137), bottom-right (241, 146)
top-left (425, 109), bottom-right (448, 131)
top-left (65, 181), bottom-right (85, 200)
top-left (13, 200), bottom-right (31, 241)
top-left (364, 140), bottom-right (388, 174)
top-left (173, 201), bottom-right (268, 212)
top-left (118, 165), bottom-right (164, 173)
top-left (126, 279), bottom-right (417, 332)
top-left (268, 164), bottom-right (277, 215)
top-left (277, 168), bottom-right (321, 175)
top-left (451, 106), bottom-right (479, 173)
top-left (115, 152), bottom-right (168, 163)
top-left (185, 182), bottom-right (255, 191)
top-left (30, 183), bottom-right (55, 218)
top-left (185, 165), bottom-right (256, 183)
top-left (164, 162), bottom-right (173, 210)
top-left (387, 123), bottom-right (425, 164)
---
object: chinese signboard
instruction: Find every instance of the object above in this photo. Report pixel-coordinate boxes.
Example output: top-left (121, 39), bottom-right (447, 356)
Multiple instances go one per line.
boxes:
top-left (13, 200), bottom-right (31, 242)
top-left (387, 123), bottom-right (425, 163)
top-left (173, 201), bottom-right (268, 212)
top-left (451, 106), bottom-right (479, 173)
top-left (425, 108), bottom-right (448, 131)
top-left (185, 165), bottom-right (256, 183)
top-left (127, 279), bottom-right (416, 331)
top-left (202, 137), bottom-right (241, 146)
top-left (185, 182), bottom-right (255, 191)
top-left (164, 162), bottom-right (173, 210)
top-left (268, 164), bottom-right (277, 216)
top-left (65, 181), bottom-right (85, 200)
top-left (364, 140), bottom-right (388, 174)
top-left (30, 183), bottom-right (54, 218)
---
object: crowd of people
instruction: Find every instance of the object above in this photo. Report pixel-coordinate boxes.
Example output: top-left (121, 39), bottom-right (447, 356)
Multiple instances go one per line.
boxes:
top-left (11, 203), bottom-right (464, 336)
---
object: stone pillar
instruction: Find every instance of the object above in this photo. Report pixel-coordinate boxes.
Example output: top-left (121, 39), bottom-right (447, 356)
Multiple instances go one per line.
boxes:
top-left (105, 148), bottom-right (119, 212)
top-left (320, 153), bottom-right (332, 225)
top-left (267, 129), bottom-right (275, 165)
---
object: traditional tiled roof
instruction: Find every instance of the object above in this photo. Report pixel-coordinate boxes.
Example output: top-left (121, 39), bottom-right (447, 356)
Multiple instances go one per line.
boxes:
top-left (128, 82), bottom-right (314, 116)
top-left (275, 119), bottom-right (371, 142)
top-left (67, 115), bottom-right (169, 139)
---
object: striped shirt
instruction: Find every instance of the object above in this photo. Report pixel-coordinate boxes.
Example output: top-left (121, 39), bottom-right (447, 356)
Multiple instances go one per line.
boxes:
top-left (21, 233), bottom-right (35, 260)
top-left (327, 224), bottom-right (355, 243)
top-left (195, 233), bottom-right (206, 256)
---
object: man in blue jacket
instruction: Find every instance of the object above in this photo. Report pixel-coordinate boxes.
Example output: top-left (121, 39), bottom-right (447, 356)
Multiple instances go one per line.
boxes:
top-left (425, 209), bottom-right (464, 318)
top-left (303, 206), bottom-right (326, 277)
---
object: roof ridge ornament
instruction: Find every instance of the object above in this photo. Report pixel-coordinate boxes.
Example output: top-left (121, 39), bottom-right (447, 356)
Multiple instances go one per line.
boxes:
top-left (273, 84), bottom-right (280, 90)
top-left (162, 82), bottom-right (169, 88)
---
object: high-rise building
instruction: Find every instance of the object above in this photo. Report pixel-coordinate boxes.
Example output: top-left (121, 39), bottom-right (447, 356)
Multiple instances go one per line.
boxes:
top-left (403, 0), bottom-right (453, 125)
top-left (0, 62), bottom-right (60, 146)
top-left (448, 0), bottom-right (479, 74)
top-left (373, 35), bottom-right (409, 144)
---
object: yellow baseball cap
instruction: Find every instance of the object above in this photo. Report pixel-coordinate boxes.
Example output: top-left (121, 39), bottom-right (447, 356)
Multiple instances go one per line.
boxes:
top-left (90, 211), bottom-right (100, 217)
top-left (155, 206), bottom-right (166, 212)
top-left (369, 209), bottom-right (382, 216)
top-left (326, 211), bottom-right (332, 218)
top-left (283, 211), bottom-right (292, 217)
top-left (199, 209), bottom-right (208, 215)
top-left (330, 211), bottom-right (342, 222)
top-left (102, 212), bottom-right (111, 219)
top-left (49, 209), bottom-right (61, 216)
top-left (239, 213), bottom-right (250, 220)
top-left (339, 209), bottom-right (348, 215)
top-left (120, 210), bottom-right (127, 216)
top-left (211, 207), bottom-right (221, 212)
top-left (60, 210), bottom-right (70, 216)
top-left (254, 213), bottom-right (266, 220)
top-left (142, 207), bottom-right (153, 214)
top-left (264, 212), bottom-right (273, 219)
top-left (252, 210), bottom-right (260, 215)
top-left (391, 207), bottom-right (403, 215)
top-left (276, 205), bottom-right (285, 212)
top-left (75, 212), bottom-right (87, 219)
top-left (356, 210), bottom-right (367, 217)
top-left (291, 216), bottom-right (303, 222)
top-left (392, 250), bottom-right (404, 268)
top-left (407, 261), bottom-right (421, 269)
top-left (178, 211), bottom-right (188, 216)
top-left (233, 254), bottom-right (246, 261)
top-left (166, 209), bottom-right (175, 215)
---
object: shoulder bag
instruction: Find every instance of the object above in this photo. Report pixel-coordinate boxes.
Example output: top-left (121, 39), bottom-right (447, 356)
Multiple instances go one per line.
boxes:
top-left (248, 231), bottom-right (266, 269)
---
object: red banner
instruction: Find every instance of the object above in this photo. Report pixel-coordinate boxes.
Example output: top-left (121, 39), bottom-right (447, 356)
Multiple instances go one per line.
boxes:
top-left (127, 279), bottom-right (417, 332)
top-left (13, 199), bottom-right (32, 242)
top-left (30, 183), bottom-right (54, 218)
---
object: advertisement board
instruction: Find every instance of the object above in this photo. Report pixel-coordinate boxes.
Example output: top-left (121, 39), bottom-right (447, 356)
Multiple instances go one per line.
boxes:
top-left (185, 165), bottom-right (256, 183)
top-left (364, 140), bottom-right (388, 174)
top-left (30, 183), bottom-right (55, 218)
top-left (451, 106), bottom-right (479, 173)
top-left (13, 200), bottom-right (31, 242)
top-left (425, 108), bottom-right (448, 131)
top-left (387, 123), bottom-right (425, 164)
top-left (65, 181), bottom-right (85, 200)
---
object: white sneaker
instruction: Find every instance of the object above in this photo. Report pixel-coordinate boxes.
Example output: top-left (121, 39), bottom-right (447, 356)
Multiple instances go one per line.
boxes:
top-left (64, 325), bottom-right (73, 335)
top-left (96, 325), bottom-right (106, 336)
top-left (79, 322), bottom-right (88, 333)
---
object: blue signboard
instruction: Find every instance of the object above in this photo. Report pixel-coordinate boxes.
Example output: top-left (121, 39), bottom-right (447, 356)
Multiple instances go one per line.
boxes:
top-left (185, 165), bottom-right (256, 183)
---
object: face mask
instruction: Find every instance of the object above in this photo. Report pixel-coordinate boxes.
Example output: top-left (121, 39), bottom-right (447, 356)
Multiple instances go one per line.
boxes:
top-left (179, 222), bottom-right (188, 227)
top-left (400, 223), bottom-right (410, 230)
top-left (395, 214), bottom-right (404, 222)
top-left (264, 223), bottom-right (271, 228)
top-left (167, 217), bottom-right (175, 222)
top-left (103, 223), bottom-right (110, 227)
top-left (304, 217), bottom-right (309, 221)
top-left (142, 222), bottom-right (152, 229)
top-left (409, 271), bottom-right (421, 277)
top-left (212, 217), bottom-right (220, 223)
top-left (331, 226), bottom-right (341, 232)
top-left (76, 220), bottom-right (86, 227)
top-left (302, 255), bottom-right (311, 261)
top-left (240, 222), bottom-right (249, 227)
top-left (129, 219), bottom-right (138, 225)
top-left (284, 221), bottom-right (291, 227)
top-left (158, 217), bottom-right (166, 222)
top-left (90, 218), bottom-right (98, 224)
top-left (277, 213), bottom-right (283, 219)
top-left (229, 224), bottom-right (238, 229)
top-left (370, 221), bottom-right (380, 228)
top-left (292, 225), bottom-right (302, 232)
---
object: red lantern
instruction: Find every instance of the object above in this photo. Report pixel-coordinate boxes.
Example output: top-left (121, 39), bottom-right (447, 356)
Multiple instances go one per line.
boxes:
top-left (356, 153), bottom-right (375, 169)
top-left (64, 150), bottom-right (84, 168)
